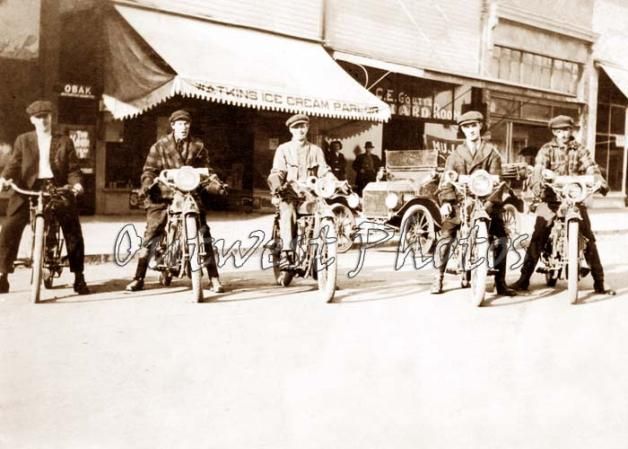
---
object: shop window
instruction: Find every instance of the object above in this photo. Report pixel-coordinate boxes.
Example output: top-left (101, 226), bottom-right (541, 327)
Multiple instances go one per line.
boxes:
top-left (610, 105), bottom-right (626, 135)
top-left (520, 103), bottom-right (552, 122)
top-left (491, 45), bottom-right (580, 94)
top-left (491, 97), bottom-right (519, 118)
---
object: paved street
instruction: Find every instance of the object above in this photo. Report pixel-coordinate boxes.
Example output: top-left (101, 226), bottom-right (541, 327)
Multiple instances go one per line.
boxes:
top-left (2, 236), bottom-right (628, 449)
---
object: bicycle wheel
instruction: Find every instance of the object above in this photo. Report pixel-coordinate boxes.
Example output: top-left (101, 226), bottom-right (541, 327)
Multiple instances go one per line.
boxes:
top-left (185, 214), bottom-right (203, 302)
top-left (31, 215), bottom-right (45, 303)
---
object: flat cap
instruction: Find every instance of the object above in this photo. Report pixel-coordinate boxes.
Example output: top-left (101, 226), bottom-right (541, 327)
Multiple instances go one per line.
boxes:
top-left (285, 114), bottom-right (309, 128)
top-left (548, 115), bottom-right (575, 129)
top-left (26, 100), bottom-right (54, 116)
top-left (457, 110), bottom-right (484, 126)
top-left (169, 109), bottom-right (192, 123)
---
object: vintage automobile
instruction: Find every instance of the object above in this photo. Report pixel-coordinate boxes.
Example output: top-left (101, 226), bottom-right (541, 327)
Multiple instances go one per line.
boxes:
top-left (360, 149), bottom-right (443, 255)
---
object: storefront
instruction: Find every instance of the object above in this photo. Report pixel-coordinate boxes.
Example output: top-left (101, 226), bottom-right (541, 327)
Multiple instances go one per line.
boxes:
top-left (487, 93), bottom-right (582, 163)
top-left (595, 65), bottom-right (628, 199)
top-left (333, 53), bottom-right (476, 170)
top-left (94, 2), bottom-right (389, 214)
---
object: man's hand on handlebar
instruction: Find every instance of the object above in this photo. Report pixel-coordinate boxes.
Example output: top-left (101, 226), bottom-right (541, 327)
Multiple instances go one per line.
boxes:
top-left (71, 183), bottom-right (84, 196)
top-left (0, 177), bottom-right (10, 192)
top-left (440, 202), bottom-right (452, 217)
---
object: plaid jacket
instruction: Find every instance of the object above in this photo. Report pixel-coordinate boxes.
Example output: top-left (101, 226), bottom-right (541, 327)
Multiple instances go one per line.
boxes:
top-left (531, 138), bottom-right (602, 199)
top-left (141, 133), bottom-right (213, 187)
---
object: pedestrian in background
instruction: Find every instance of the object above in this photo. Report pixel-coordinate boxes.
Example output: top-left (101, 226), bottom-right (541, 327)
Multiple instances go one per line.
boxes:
top-left (352, 141), bottom-right (381, 195)
top-left (325, 140), bottom-right (347, 181)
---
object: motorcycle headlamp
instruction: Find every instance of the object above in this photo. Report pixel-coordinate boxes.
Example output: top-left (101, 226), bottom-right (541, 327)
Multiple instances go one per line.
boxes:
top-left (469, 170), bottom-right (494, 197)
top-left (347, 193), bottom-right (360, 209)
top-left (315, 176), bottom-right (336, 199)
top-left (562, 182), bottom-right (586, 203)
top-left (174, 166), bottom-right (201, 192)
top-left (385, 192), bottom-right (400, 210)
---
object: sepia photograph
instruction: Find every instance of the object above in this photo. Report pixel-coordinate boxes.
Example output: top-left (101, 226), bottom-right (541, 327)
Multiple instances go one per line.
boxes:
top-left (1, 0), bottom-right (628, 447)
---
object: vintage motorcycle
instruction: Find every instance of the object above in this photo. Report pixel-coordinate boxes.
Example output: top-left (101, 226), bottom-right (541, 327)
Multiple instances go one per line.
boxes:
top-left (148, 166), bottom-right (226, 302)
top-left (440, 169), bottom-right (506, 306)
top-left (9, 181), bottom-right (74, 303)
top-left (535, 169), bottom-right (601, 304)
top-left (267, 175), bottom-right (340, 302)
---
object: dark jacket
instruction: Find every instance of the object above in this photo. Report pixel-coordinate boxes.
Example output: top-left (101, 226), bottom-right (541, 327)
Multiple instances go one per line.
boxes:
top-left (438, 140), bottom-right (503, 203)
top-left (141, 133), bottom-right (217, 208)
top-left (141, 133), bottom-right (213, 187)
top-left (2, 131), bottom-right (82, 214)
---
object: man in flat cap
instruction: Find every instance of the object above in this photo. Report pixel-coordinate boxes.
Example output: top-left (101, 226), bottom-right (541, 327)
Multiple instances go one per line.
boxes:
top-left (431, 110), bottom-right (516, 297)
top-left (125, 109), bottom-right (228, 293)
top-left (0, 100), bottom-right (89, 294)
top-left (352, 141), bottom-right (382, 196)
top-left (268, 114), bottom-right (343, 279)
top-left (510, 115), bottom-right (615, 295)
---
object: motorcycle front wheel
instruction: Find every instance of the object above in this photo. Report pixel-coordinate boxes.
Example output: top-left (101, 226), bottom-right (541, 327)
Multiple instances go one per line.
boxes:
top-left (315, 217), bottom-right (338, 302)
top-left (470, 219), bottom-right (489, 307)
top-left (185, 214), bottom-right (203, 302)
top-left (567, 219), bottom-right (580, 304)
top-left (31, 215), bottom-right (45, 303)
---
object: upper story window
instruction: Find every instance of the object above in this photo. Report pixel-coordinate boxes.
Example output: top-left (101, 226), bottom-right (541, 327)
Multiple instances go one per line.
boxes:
top-left (490, 45), bottom-right (581, 95)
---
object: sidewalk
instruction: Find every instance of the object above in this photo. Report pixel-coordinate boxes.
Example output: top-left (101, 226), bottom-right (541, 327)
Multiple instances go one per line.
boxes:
top-left (2, 208), bottom-right (628, 263)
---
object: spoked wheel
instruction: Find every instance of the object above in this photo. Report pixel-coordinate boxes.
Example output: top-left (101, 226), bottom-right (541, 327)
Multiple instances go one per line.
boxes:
top-left (400, 205), bottom-right (436, 256)
top-left (502, 204), bottom-right (519, 241)
top-left (470, 220), bottom-right (489, 306)
top-left (184, 214), bottom-right (203, 302)
top-left (567, 219), bottom-right (580, 304)
top-left (331, 203), bottom-right (355, 253)
top-left (43, 268), bottom-right (54, 289)
top-left (315, 217), bottom-right (338, 302)
top-left (31, 215), bottom-right (45, 303)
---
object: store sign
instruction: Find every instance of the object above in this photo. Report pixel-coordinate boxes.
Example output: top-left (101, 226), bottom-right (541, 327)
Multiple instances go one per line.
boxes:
top-left (424, 134), bottom-right (462, 167)
top-left (192, 82), bottom-right (382, 116)
top-left (373, 85), bottom-right (458, 121)
top-left (68, 129), bottom-right (91, 159)
top-left (60, 83), bottom-right (96, 99)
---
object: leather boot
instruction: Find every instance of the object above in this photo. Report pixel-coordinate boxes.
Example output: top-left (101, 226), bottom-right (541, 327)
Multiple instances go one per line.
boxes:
top-left (593, 278), bottom-right (616, 296)
top-left (73, 272), bottom-right (90, 295)
top-left (0, 273), bottom-right (9, 294)
top-left (430, 272), bottom-right (444, 294)
top-left (209, 276), bottom-right (225, 293)
top-left (126, 256), bottom-right (149, 292)
top-left (493, 243), bottom-right (516, 296)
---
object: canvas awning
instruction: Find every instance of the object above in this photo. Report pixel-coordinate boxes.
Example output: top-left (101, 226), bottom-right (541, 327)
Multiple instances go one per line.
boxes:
top-left (599, 63), bottom-right (628, 101)
top-left (103, 4), bottom-right (390, 121)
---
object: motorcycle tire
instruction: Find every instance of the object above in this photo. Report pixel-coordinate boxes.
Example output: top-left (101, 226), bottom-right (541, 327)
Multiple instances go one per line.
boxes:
top-left (470, 220), bottom-right (489, 307)
top-left (31, 215), bottom-right (45, 303)
top-left (185, 214), bottom-right (203, 303)
top-left (316, 217), bottom-right (338, 302)
top-left (567, 219), bottom-right (580, 304)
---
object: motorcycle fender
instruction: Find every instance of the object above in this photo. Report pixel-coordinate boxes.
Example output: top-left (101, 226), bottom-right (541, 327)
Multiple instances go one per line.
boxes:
top-left (565, 208), bottom-right (582, 222)
top-left (318, 203), bottom-right (335, 219)
top-left (182, 194), bottom-right (200, 215)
